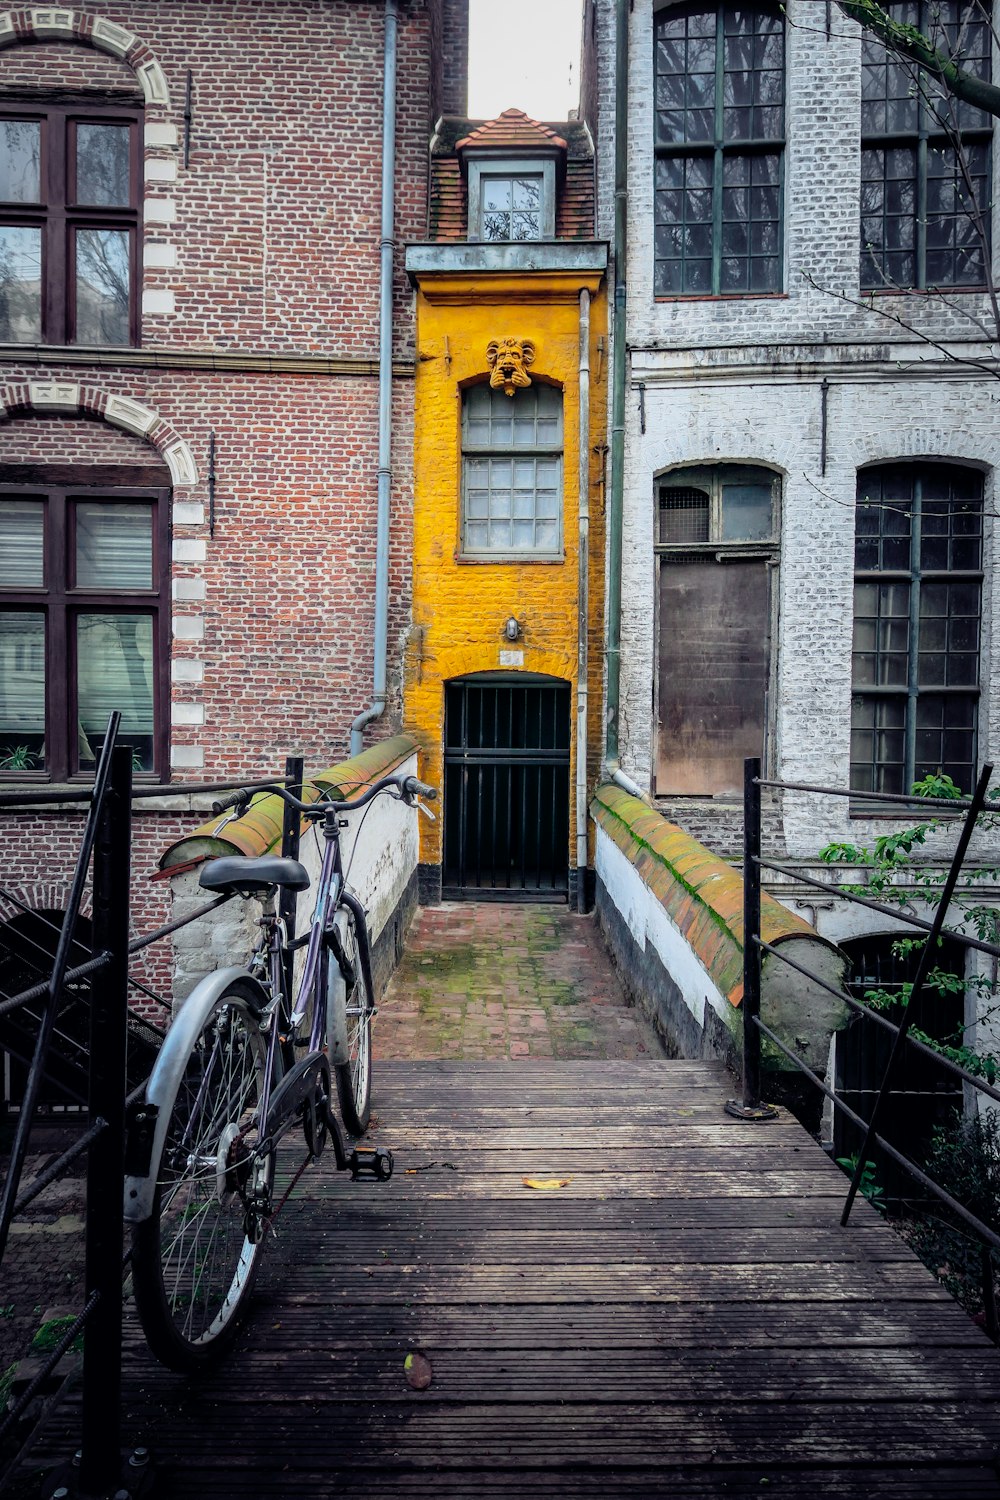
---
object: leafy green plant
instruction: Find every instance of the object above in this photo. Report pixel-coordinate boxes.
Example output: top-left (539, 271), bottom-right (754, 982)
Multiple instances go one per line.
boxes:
top-left (835, 1153), bottom-right (886, 1211)
top-left (0, 744), bottom-right (35, 771)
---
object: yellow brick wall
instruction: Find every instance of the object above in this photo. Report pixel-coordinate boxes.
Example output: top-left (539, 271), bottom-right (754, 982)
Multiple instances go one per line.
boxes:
top-left (404, 269), bottom-right (608, 870)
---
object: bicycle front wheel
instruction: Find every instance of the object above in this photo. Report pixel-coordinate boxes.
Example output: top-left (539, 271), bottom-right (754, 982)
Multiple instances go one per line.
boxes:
top-left (327, 904), bottom-right (373, 1135)
top-left (131, 982), bottom-right (275, 1371)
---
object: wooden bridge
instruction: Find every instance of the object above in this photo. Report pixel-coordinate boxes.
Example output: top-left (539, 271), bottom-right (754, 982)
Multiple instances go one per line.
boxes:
top-left (84, 1058), bottom-right (1000, 1498)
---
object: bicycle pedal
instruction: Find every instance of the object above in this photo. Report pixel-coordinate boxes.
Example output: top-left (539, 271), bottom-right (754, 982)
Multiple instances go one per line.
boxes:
top-left (349, 1146), bottom-right (394, 1182)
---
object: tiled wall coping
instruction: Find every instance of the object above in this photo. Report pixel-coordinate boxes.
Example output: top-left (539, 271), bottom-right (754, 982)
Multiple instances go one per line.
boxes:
top-left (591, 783), bottom-right (827, 1006)
top-left (158, 735), bottom-right (418, 872)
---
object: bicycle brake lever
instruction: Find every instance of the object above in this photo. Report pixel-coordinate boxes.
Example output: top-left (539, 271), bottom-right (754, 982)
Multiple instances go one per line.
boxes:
top-left (416, 798), bottom-right (437, 822)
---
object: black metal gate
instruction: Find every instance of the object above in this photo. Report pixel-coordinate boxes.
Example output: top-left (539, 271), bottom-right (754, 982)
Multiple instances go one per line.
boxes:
top-left (443, 675), bottom-right (570, 902)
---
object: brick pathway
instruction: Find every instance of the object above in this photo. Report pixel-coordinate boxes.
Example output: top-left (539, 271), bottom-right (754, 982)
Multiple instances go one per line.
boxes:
top-left (375, 902), bottom-right (664, 1062)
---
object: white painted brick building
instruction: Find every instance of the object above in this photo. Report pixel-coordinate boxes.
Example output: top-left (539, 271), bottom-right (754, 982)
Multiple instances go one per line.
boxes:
top-left (583, 0), bottom-right (1000, 1067)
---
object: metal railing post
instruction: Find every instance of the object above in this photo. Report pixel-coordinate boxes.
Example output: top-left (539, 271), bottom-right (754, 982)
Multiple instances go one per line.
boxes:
top-left (80, 742), bottom-right (132, 1495)
top-left (742, 756), bottom-right (762, 1106)
top-left (279, 755), bottom-right (305, 1005)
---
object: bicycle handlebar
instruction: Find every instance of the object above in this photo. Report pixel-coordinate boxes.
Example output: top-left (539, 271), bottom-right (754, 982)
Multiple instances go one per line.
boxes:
top-left (211, 772), bottom-right (437, 820)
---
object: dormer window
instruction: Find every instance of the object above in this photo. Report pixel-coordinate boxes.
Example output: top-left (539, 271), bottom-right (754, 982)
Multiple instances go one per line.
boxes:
top-left (467, 156), bottom-right (556, 241)
top-left (481, 173), bottom-right (543, 240)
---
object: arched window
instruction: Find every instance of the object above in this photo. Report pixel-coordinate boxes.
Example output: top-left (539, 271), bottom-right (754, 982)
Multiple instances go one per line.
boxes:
top-left (851, 463), bottom-right (983, 795)
top-left (653, 1), bottom-right (784, 296)
top-left (654, 463), bottom-right (779, 794)
top-left (0, 100), bottom-right (142, 345)
top-left (461, 382), bottom-right (563, 558)
top-left (860, 0), bottom-right (991, 291)
top-left (0, 469), bottom-right (170, 780)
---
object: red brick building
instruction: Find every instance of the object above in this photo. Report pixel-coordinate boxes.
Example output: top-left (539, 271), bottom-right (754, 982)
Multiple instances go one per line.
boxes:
top-left (0, 0), bottom-right (467, 1036)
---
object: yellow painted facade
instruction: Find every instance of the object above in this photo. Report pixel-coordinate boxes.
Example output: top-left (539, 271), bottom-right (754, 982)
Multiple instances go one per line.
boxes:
top-left (405, 265), bottom-right (608, 882)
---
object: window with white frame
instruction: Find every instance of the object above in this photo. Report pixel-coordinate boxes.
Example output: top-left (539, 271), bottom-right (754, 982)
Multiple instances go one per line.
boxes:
top-left (461, 382), bottom-right (563, 557)
top-left (467, 157), bottom-right (556, 242)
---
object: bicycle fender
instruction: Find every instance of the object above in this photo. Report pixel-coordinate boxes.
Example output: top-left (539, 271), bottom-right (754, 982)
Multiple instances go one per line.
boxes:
top-left (123, 966), bottom-right (269, 1225)
top-left (326, 908), bottom-right (351, 1066)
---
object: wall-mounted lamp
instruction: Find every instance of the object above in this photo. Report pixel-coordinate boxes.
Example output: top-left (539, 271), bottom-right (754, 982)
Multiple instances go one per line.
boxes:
top-left (504, 617), bottom-right (521, 642)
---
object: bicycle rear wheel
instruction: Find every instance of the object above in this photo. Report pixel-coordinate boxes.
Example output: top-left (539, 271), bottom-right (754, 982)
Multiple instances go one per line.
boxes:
top-left (327, 904), bottom-right (373, 1135)
top-left (131, 982), bottom-right (275, 1371)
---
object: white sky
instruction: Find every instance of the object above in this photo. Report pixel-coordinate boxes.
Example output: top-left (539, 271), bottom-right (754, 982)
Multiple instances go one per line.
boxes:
top-left (467, 0), bottom-right (582, 121)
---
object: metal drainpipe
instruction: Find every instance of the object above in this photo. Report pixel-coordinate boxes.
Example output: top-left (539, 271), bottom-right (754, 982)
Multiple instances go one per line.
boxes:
top-left (576, 288), bottom-right (591, 913)
top-left (604, 0), bottom-right (628, 783)
top-left (351, 0), bottom-right (398, 757)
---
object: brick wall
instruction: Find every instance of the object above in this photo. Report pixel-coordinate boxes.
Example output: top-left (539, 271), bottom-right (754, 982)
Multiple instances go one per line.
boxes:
top-left (0, 0), bottom-right (465, 1019)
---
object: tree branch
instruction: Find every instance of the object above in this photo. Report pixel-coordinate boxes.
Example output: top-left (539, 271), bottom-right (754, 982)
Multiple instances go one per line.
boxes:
top-left (835, 0), bottom-right (1000, 118)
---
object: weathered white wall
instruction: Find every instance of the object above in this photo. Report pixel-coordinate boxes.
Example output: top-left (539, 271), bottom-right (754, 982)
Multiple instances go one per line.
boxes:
top-left (588, 0), bottom-right (1000, 861)
top-left (596, 824), bottom-right (727, 1033)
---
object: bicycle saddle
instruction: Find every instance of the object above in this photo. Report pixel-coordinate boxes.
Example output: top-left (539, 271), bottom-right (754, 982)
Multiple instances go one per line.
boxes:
top-left (198, 856), bottom-right (310, 894)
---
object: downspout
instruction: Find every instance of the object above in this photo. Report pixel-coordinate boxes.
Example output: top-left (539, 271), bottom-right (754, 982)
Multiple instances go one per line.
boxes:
top-left (351, 0), bottom-right (398, 756)
top-left (604, 0), bottom-right (632, 795)
top-left (576, 289), bottom-right (591, 913)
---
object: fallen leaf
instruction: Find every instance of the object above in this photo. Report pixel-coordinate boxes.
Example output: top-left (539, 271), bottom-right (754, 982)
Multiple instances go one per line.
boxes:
top-left (404, 1350), bottom-right (433, 1390)
top-left (522, 1177), bottom-right (572, 1190)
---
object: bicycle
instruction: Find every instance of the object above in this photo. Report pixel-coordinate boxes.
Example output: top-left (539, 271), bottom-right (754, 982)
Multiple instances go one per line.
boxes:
top-left (122, 768), bottom-right (436, 1371)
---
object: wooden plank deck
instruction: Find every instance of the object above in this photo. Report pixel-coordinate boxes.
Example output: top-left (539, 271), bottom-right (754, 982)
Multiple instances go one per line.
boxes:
top-left (85, 1062), bottom-right (1000, 1494)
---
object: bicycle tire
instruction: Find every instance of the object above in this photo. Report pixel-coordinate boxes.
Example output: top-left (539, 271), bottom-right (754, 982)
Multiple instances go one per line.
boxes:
top-left (327, 904), bottom-right (373, 1135)
top-left (131, 981), bottom-right (275, 1371)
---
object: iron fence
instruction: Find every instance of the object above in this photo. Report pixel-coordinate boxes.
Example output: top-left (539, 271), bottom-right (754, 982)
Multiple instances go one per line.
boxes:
top-left (738, 754), bottom-right (1000, 1336)
top-left (0, 719), bottom-right (303, 1495)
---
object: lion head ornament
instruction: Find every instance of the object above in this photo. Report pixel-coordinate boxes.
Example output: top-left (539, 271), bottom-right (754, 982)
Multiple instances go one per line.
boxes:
top-left (486, 337), bottom-right (536, 397)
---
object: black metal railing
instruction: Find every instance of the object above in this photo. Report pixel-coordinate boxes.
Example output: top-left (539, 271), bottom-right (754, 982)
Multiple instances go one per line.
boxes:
top-left (738, 755), bottom-right (1000, 1334)
top-left (0, 725), bottom-right (305, 1494)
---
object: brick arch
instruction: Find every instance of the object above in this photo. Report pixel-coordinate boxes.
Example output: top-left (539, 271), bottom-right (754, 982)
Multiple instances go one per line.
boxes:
top-left (847, 426), bottom-right (1000, 473)
top-left (435, 645), bottom-right (575, 684)
top-left (0, 380), bottom-right (197, 484)
top-left (0, 9), bottom-right (170, 105)
top-left (0, 884), bottom-right (92, 926)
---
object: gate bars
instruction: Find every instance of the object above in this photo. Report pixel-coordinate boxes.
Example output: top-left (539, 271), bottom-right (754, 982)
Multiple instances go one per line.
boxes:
top-left (0, 722), bottom-right (304, 1495)
top-left (739, 755), bottom-right (1000, 1268)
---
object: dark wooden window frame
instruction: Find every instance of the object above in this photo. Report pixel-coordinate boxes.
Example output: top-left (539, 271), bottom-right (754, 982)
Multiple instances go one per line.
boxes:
top-left (850, 462), bottom-right (983, 797)
top-left (0, 96), bottom-right (143, 346)
top-left (0, 470), bottom-right (170, 782)
top-left (653, 463), bottom-right (781, 795)
top-left (653, 0), bottom-right (786, 298)
top-left (860, 0), bottom-right (992, 292)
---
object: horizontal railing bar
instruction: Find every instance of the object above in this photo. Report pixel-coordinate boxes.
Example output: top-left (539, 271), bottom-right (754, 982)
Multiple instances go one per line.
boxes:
top-left (0, 776), bottom-right (290, 811)
top-left (755, 776), bottom-right (978, 810)
top-left (756, 855), bottom-right (1000, 959)
top-left (753, 1016), bottom-right (1000, 1253)
top-left (130, 777), bottom-right (290, 800)
top-left (756, 937), bottom-right (1000, 1106)
top-left (128, 892), bottom-right (234, 954)
top-left (0, 953), bottom-right (111, 1018)
top-left (13, 1119), bottom-right (105, 1215)
top-left (0, 788), bottom-right (94, 808)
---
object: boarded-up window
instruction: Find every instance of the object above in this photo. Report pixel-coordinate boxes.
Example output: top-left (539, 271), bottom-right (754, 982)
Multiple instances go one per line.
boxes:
top-left (654, 465), bottom-right (778, 796)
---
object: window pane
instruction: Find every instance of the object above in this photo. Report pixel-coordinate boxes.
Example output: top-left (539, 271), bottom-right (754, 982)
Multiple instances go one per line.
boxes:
top-left (721, 482), bottom-right (772, 540)
top-left (0, 224), bottom-right (41, 341)
top-left (0, 611), bottom-right (45, 771)
top-left (0, 120), bottom-right (41, 203)
top-left (76, 613), bottom-right (154, 771)
top-left (75, 502), bottom-right (153, 590)
top-left (0, 499), bottom-right (44, 587)
top-left (74, 228), bottom-right (130, 344)
top-left (75, 123), bottom-right (130, 207)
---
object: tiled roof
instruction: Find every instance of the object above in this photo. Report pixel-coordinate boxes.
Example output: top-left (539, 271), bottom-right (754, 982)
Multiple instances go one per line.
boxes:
top-left (428, 113), bottom-right (595, 243)
top-left (456, 108), bottom-right (567, 152)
